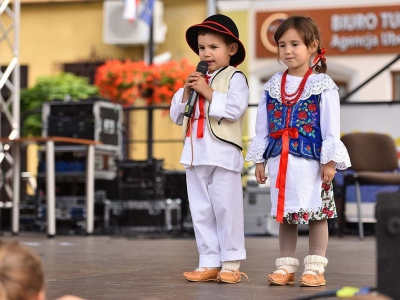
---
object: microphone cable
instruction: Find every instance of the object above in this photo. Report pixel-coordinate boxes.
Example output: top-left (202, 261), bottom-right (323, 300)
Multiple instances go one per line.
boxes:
top-left (294, 286), bottom-right (378, 300)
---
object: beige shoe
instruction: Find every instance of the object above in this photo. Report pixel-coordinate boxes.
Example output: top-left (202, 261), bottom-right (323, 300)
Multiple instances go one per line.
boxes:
top-left (267, 267), bottom-right (295, 285)
top-left (183, 267), bottom-right (220, 282)
top-left (217, 269), bottom-right (249, 284)
top-left (299, 270), bottom-right (326, 287)
top-left (299, 255), bottom-right (328, 287)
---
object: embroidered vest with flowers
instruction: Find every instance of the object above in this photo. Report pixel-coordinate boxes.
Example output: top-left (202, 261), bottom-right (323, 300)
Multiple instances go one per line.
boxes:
top-left (263, 92), bottom-right (322, 161)
top-left (261, 72), bottom-right (337, 162)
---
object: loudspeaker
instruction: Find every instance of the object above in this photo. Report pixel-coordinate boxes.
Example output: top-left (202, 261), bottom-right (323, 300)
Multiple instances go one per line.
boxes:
top-left (163, 170), bottom-right (188, 227)
top-left (376, 192), bottom-right (400, 299)
top-left (117, 159), bottom-right (165, 200)
top-left (42, 98), bottom-right (122, 154)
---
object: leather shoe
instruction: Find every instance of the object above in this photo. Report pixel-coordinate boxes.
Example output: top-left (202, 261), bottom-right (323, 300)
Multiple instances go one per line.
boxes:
top-left (183, 267), bottom-right (220, 282)
top-left (267, 268), bottom-right (295, 285)
top-left (217, 269), bottom-right (249, 284)
top-left (299, 271), bottom-right (326, 287)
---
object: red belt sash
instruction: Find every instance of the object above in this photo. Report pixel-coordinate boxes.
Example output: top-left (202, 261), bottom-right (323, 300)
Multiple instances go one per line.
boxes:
top-left (269, 127), bottom-right (299, 223)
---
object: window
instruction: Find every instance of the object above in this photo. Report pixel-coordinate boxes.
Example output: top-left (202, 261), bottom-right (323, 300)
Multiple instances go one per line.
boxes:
top-left (63, 61), bottom-right (104, 85)
top-left (335, 80), bottom-right (348, 102)
top-left (0, 65), bottom-right (28, 99)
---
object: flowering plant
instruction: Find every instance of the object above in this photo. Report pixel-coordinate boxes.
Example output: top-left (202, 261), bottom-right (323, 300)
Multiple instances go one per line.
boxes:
top-left (94, 58), bottom-right (195, 106)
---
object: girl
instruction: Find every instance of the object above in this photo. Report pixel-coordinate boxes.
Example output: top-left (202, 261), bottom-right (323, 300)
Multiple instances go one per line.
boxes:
top-left (245, 16), bottom-right (351, 287)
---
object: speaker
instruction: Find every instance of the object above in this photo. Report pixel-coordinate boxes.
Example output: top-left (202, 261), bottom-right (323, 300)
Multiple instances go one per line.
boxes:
top-left (117, 159), bottom-right (165, 200)
top-left (376, 192), bottom-right (400, 299)
top-left (42, 98), bottom-right (122, 154)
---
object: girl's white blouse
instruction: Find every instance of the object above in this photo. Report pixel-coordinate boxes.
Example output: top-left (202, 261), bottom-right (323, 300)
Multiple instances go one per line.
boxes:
top-left (245, 73), bottom-right (351, 215)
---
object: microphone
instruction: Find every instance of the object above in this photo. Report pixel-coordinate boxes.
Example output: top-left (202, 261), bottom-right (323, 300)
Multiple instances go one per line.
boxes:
top-left (184, 61), bottom-right (209, 117)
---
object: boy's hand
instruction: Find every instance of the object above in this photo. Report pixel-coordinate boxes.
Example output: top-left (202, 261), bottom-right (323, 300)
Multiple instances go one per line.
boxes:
top-left (321, 161), bottom-right (336, 183)
top-left (255, 163), bottom-right (267, 184)
top-left (183, 72), bottom-right (213, 103)
top-left (182, 71), bottom-right (204, 102)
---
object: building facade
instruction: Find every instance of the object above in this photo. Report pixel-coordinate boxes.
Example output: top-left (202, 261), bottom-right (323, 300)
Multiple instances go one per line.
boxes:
top-left (217, 0), bottom-right (400, 141)
top-left (2, 0), bottom-right (399, 170)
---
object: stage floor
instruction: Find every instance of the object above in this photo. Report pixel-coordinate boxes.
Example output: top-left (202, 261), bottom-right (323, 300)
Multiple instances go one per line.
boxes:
top-left (3, 232), bottom-right (376, 300)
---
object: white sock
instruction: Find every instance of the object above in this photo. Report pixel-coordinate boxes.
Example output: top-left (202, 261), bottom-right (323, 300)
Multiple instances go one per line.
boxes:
top-left (303, 255), bottom-right (328, 275)
top-left (273, 257), bottom-right (299, 275)
top-left (221, 260), bottom-right (240, 272)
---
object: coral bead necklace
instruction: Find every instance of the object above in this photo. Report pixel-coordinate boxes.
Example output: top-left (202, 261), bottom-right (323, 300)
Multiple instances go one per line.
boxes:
top-left (281, 67), bottom-right (313, 106)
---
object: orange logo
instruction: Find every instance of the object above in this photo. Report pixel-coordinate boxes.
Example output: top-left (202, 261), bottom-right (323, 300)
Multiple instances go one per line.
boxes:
top-left (260, 13), bottom-right (289, 53)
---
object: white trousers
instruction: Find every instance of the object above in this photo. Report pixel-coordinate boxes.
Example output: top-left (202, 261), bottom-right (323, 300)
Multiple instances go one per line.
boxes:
top-left (185, 165), bottom-right (246, 268)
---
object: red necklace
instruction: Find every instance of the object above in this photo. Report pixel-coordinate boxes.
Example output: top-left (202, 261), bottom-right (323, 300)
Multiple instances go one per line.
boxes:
top-left (281, 68), bottom-right (313, 106)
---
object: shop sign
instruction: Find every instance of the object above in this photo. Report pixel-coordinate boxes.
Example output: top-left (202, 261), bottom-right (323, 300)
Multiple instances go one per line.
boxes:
top-left (256, 5), bottom-right (400, 57)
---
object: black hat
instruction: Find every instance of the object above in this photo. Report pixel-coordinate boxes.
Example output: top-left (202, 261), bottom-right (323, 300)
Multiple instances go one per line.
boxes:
top-left (185, 14), bottom-right (246, 67)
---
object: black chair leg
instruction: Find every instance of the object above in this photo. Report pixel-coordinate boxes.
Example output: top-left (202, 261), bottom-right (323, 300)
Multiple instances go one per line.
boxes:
top-left (338, 178), bottom-right (348, 238)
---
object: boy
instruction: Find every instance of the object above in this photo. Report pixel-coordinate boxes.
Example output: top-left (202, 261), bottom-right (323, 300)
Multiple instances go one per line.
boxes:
top-left (170, 14), bottom-right (249, 284)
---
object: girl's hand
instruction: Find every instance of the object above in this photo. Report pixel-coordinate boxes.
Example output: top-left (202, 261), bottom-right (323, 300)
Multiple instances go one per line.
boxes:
top-left (255, 163), bottom-right (267, 184)
top-left (321, 161), bottom-right (336, 183)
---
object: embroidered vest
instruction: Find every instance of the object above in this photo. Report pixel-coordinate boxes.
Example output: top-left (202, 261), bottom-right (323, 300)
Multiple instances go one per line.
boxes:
top-left (263, 92), bottom-right (323, 161)
top-left (182, 66), bottom-right (247, 150)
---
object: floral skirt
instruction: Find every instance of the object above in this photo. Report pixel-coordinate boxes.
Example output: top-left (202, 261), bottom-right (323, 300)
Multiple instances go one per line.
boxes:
top-left (272, 181), bottom-right (337, 225)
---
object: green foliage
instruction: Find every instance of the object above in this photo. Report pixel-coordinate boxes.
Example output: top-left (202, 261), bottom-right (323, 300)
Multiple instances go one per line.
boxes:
top-left (21, 73), bottom-right (99, 136)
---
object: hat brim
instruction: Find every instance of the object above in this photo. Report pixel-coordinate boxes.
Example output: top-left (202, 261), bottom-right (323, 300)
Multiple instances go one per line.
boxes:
top-left (186, 24), bottom-right (246, 67)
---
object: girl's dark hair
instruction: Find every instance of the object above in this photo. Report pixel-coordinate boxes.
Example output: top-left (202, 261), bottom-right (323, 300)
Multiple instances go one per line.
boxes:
top-left (274, 16), bottom-right (327, 73)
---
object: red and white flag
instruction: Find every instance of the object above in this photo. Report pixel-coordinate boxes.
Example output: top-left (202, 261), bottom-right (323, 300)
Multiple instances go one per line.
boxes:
top-left (123, 0), bottom-right (141, 22)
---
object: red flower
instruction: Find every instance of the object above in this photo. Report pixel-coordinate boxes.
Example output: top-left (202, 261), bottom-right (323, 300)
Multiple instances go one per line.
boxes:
top-left (298, 111), bottom-right (307, 119)
top-left (322, 207), bottom-right (328, 214)
top-left (303, 124), bottom-right (313, 133)
top-left (94, 58), bottom-right (195, 107)
top-left (303, 213), bottom-right (308, 221)
top-left (293, 213), bottom-right (298, 221)
top-left (308, 104), bottom-right (317, 111)
top-left (323, 183), bottom-right (330, 191)
top-left (327, 211), bottom-right (334, 217)
top-left (267, 103), bottom-right (275, 110)
top-left (270, 123), bottom-right (275, 131)
top-left (274, 111), bottom-right (282, 118)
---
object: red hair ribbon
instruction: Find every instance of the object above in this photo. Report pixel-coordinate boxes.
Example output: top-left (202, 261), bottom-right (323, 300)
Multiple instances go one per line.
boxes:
top-left (313, 48), bottom-right (326, 65)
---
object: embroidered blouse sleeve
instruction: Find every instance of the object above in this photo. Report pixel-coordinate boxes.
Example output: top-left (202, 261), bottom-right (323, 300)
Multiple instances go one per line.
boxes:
top-left (169, 87), bottom-right (187, 126)
top-left (320, 88), bottom-right (351, 170)
top-left (208, 72), bottom-right (249, 121)
top-left (245, 90), bottom-right (269, 163)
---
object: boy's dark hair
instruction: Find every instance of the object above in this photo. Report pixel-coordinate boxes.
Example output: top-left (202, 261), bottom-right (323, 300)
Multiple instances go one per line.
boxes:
top-left (274, 16), bottom-right (327, 73)
top-left (198, 28), bottom-right (238, 46)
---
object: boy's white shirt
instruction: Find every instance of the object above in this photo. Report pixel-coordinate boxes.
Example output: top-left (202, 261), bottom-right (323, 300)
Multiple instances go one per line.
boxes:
top-left (170, 68), bottom-right (249, 172)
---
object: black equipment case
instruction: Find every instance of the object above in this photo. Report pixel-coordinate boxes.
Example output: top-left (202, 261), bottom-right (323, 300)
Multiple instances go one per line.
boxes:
top-left (42, 98), bottom-right (122, 153)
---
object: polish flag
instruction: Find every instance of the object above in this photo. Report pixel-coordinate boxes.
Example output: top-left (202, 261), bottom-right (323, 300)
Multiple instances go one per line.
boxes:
top-left (123, 0), bottom-right (141, 22)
